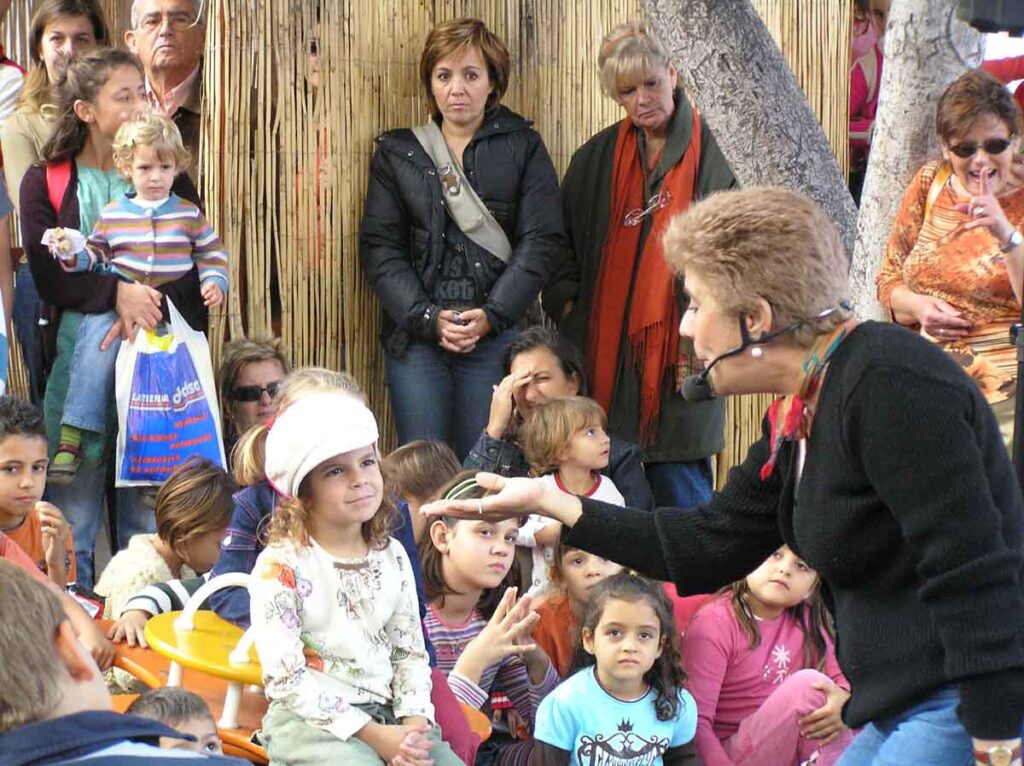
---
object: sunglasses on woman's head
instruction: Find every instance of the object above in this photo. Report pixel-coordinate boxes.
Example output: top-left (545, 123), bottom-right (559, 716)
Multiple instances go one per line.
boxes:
top-left (948, 138), bottom-right (1013, 158)
top-left (232, 382), bottom-right (282, 402)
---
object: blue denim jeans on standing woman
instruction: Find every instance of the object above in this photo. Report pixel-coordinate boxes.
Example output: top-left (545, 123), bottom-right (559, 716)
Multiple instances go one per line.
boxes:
top-left (386, 327), bottom-right (517, 461)
top-left (13, 262), bottom-right (46, 405)
top-left (836, 687), bottom-right (1022, 766)
top-left (646, 458), bottom-right (714, 510)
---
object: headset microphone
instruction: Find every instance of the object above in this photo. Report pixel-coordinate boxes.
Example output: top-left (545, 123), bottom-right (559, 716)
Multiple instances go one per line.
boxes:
top-left (678, 301), bottom-right (852, 404)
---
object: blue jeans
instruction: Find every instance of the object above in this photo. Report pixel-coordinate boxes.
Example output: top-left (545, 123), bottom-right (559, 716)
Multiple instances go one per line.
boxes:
top-left (62, 310), bottom-right (120, 435)
top-left (46, 462), bottom-right (154, 590)
top-left (646, 458), bottom-right (714, 510)
top-left (13, 263), bottom-right (46, 405)
top-left (836, 687), bottom-right (1019, 766)
top-left (385, 327), bottom-right (516, 461)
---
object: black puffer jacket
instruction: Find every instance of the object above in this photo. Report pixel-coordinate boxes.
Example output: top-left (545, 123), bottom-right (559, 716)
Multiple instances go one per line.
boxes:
top-left (359, 106), bottom-right (563, 357)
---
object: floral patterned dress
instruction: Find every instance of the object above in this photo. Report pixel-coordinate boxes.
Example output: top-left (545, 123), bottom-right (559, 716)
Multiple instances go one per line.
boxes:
top-left (878, 159), bottom-right (1024, 404)
top-left (249, 537), bottom-right (434, 740)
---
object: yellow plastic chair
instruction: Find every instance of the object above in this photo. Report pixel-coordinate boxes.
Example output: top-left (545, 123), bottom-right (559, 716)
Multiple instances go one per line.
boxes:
top-left (143, 572), bottom-right (262, 729)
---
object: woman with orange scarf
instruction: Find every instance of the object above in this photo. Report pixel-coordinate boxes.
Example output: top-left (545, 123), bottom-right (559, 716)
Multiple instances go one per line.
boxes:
top-left (543, 21), bottom-right (736, 509)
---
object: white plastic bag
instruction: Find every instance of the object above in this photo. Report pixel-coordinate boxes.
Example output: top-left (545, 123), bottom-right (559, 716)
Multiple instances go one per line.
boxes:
top-left (114, 299), bottom-right (226, 487)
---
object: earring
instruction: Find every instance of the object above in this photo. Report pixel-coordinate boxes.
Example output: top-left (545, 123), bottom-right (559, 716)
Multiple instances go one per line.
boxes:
top-left (751, 346), bottom-right (763, 359)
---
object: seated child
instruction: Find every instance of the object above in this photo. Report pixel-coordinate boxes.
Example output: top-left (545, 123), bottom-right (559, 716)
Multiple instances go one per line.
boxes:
top-left (0, 396), bottom-right (75, 587)
top-left (533, 537), bottom-right (624, 678)
top-left (519, 396), bottom-right (624, 595)
top-left (96, 456), bottom-right (234, 620)
top-left (249, 393), bottom-right (461, 766)
top-left (421, 471), bottom-right (559, 766)
top-left (682, 545), bottom-right (854, 766)
top-left (43, 111), bottom-right (228, 483)
top-left (126, 687), bottom-right (224, 755)
top-left (534, 573), bottom-right (697, 766)
top-left (383, 439), bottom-right (460, 544)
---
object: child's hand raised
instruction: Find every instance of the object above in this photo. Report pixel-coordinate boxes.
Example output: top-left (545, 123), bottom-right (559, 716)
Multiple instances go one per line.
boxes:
top-left (201, 281), bottom-right (224, 307)
top-left (455, 588), bottom-right (540, 683)
top-left (37, 502), bottom-right (71, 586)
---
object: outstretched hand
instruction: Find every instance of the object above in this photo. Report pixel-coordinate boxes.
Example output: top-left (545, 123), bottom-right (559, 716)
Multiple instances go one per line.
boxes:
top-left (419, 473), bottom-right (544, 520)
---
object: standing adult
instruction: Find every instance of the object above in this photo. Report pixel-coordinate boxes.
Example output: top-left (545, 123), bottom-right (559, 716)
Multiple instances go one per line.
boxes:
top-left (2, 0), bottom-right (108, 405)
top-left (360, 18), bottom-right (562, 461)
top-left (431, 187), bottom-right (1024, 766)
top-left (125, 0), bottom-right (204, 180)
top-left (543, 21), bottom-right (736, 510)
top-left (18, 49), bottom-right (207, 589)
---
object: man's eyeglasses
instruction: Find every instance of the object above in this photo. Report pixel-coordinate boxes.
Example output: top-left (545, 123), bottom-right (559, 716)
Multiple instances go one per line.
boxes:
top-left (232, 382), bottom-right (282, 402)
top-left (624, 190), bottom-right (672, 227)
top-left (139, 12), bottom-right (199, 32)
top-left (948, 138), bottom-right (1013, 159)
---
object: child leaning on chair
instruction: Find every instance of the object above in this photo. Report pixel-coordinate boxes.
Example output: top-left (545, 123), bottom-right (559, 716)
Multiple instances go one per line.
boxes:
top-left (42, 112), bottom-right (228, 485)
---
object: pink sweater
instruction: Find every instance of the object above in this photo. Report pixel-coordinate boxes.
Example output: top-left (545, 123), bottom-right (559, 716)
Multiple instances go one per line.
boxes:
top-left (682, 594), bottom-right (847, 766)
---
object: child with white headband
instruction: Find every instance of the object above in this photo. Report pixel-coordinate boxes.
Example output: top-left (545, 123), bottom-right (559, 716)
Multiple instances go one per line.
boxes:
top-left (249, 393), bottom-right (461, 766)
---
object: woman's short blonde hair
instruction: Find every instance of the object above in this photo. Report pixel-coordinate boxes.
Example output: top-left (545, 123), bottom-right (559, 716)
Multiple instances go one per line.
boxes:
top-left (598, 21), bottom-right (672, 99)
top-left (663, 188), bottom-right (851, 347)
top-left (112, 112), bottom-right (192, 180)
top-left (520, 396), bottom-right (608, 476)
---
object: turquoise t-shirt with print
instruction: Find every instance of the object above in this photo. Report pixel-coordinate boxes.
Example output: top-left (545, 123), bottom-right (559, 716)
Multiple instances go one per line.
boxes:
top-left (535, 666), bottom-right (697, 766)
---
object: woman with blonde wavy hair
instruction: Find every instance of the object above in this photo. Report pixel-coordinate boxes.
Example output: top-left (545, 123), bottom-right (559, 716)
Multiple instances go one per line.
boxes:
top-left (544, 20), bottom-right (736, 511)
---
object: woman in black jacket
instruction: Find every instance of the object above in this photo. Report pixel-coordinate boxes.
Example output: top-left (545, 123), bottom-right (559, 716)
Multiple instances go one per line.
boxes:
top-left (359, 18), bottom-right (562, 460)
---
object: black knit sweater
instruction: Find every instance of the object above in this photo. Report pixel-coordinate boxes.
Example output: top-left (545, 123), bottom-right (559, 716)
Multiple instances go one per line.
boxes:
top-left (565, 321), bottom-right (1024, 738)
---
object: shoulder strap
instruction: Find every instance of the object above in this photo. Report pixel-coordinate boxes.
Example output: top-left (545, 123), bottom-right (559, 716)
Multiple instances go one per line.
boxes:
top-left (411, 122), bottom-right (513, 264)
top-left (45, 159), bottom-right (72, 216)
top-left (923, 162), bottom-right (952, 223)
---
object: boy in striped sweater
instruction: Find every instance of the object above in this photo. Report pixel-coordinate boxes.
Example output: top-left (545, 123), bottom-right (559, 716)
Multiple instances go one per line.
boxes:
top-left (43, 113), bottom-right (227, 482)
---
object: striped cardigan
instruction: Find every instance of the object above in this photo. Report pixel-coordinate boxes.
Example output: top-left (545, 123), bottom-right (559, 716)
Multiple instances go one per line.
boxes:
top-left (69, 192), bottom-right (228, 294)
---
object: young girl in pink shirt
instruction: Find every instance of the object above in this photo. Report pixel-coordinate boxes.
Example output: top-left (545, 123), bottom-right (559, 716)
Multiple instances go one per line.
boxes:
top-left (682, 545), bottom-right (854, 766)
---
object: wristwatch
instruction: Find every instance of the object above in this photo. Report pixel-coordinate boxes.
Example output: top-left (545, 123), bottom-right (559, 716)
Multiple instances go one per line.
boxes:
top-left (1001, 228), bottom-right (1024, 253)
top-left (973, 744), bottom-right (1021, 766)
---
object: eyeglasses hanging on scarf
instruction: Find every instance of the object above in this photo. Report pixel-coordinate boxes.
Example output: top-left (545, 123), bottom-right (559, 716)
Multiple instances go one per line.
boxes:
top-left (623, 189), bottom-right (672, 227)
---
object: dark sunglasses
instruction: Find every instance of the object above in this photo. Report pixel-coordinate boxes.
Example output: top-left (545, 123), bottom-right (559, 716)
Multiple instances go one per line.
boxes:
top-left (949, 138), bottom-right (1013, 159)
top-left (232, 382), bottom-right (282, 402)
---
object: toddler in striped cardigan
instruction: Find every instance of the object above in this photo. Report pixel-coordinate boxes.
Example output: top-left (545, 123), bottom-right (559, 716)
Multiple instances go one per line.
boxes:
top-left (43, 112), bottom-right (228, 482)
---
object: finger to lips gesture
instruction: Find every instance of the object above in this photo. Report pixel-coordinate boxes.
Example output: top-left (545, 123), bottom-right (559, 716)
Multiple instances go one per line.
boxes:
top-left (959, 170), bottom-right (1016, 244)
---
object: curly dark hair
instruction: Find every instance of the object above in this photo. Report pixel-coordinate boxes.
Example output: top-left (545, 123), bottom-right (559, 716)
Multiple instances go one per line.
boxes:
top-left (0, 397), bottom-right (47, 442)
top-left (577, 573), bottom-right (688, 722)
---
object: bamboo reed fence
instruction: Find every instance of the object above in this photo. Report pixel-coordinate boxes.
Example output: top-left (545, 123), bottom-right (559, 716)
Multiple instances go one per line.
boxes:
top-left (3, 0), bottom-right (850, 482)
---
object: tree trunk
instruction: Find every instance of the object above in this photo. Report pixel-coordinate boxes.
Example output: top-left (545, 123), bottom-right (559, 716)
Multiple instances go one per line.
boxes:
top-left (641, 0), bottom-right (859, 255)
top-left (849, 2), bottom-right (984, 319)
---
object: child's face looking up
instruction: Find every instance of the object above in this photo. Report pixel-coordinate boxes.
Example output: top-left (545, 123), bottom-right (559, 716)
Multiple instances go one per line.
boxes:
top-left (131, 144), bottom-right (177, 202)
top-left (562, 423), bottom-right (611, 472)
top-left (557, 549), bottom-right (623, 607)
top-left (159, 715), bottom-right (223, 755)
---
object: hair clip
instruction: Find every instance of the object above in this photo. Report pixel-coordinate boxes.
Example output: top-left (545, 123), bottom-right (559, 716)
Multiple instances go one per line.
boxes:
top-left (445, 477), bottom-right (480, 501)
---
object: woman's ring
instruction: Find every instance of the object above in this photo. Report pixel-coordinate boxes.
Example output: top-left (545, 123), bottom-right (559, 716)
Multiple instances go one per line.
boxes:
top-left (477, 498), bottom-right (484, 515)
top-left (973, 206), bottom-right (985, 217)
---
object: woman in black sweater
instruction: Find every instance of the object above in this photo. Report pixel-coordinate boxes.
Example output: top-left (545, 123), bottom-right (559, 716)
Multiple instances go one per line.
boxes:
top-left (426, 188), bottom-right (1024, 766)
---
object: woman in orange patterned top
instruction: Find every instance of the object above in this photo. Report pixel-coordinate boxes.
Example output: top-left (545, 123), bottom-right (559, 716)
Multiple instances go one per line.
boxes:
top-left (877, 68), bottom-right (1024, 444)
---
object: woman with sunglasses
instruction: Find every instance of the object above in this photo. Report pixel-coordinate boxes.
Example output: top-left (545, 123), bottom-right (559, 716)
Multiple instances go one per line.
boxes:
top-left (878, 68), bottom-right (1024, 446)
top-left (216, 337), bottom-right (291, 459)
top-left (543, 21), bottom-right (736, 510)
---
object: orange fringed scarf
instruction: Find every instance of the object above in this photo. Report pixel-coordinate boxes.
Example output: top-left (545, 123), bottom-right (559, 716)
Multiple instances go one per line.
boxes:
top-left (586, 108), bottom-right (702, 446)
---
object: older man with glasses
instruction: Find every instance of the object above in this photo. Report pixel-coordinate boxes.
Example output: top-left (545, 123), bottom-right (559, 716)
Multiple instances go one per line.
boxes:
top-left (125, 0), bottom-right (204, 181)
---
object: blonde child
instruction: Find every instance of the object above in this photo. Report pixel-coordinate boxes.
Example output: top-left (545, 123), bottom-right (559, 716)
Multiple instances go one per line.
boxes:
top-left (534, 573), bottom-right (697, 766)
top-left (420, 470), bottom-right (559, 766)
top-left (682, 546), bottom-right (853, 766)
top-left (126, 687), bottom-right (224, 756)
top-left (249, 393), bottom-right (461, 766)
top-left (519, 396), bottom-right (624, 595)
top-left (383, 439), bottom-right (460, 544)
top-left (96, 456), bottom-right (234, 621)
top-left (43, 112), bottom-right (228, 482)
top-left (533, 537), bottom-right (623, 678)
